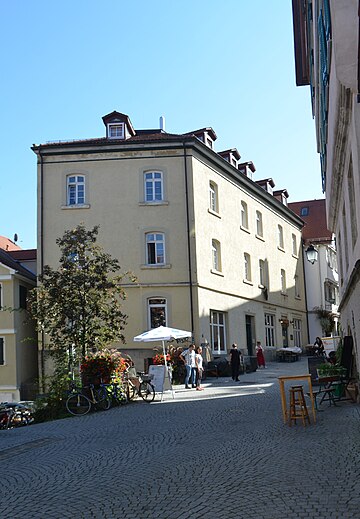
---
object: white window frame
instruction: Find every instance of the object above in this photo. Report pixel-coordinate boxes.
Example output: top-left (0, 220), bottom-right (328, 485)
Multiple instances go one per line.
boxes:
top-left (67, 175), bottom-right (85, 206)
top-left (294, 274), bottom-right (300, 298)
top-left (278, 225), bottom-right (284, 249)
top-left (146, 233), bottom-right (165, 265)
top-left (292, 234), bottom-right (297, 256)
top-left (212, 240), bottom-right (221, 272)
top-left (144, 171), bottom-right (163, 202)
top-left (264, 314), bottom-right (276, 347)
top-left (148, 298), bottom-right (167, 329)
top-left (209, 182), bottom-right (218, 213)
top-left (244, 253), bottom-right (252, 282)
top-left (0, 337), bottom-right (4, 365)
top-left (256, 211), bottom-right (263, 237)
top-left (293, 319), bottom-right (302, 348)
top-left (259, 259), bottom-right (265, 287)
top-left (108, 123), bottom-right (124, 139)
top-left (210, 310), bottom-right (227, 354)
top-left (241, 201), bottom-right (248, 229)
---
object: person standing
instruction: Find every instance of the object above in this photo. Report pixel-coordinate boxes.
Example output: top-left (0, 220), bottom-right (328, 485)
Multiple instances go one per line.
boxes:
top-left (180, 344), bottom-right (196, 388)
top-left (314, 337), bottom-right (325, 357)
top-left (229, 343), bottom-right (241, 381)
top-left (256, 341), bottom-right (266, 368)
top-left (195, 346), bottom-right (204, 391)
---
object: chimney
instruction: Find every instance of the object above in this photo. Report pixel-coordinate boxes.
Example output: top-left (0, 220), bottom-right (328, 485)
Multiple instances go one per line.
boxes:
top-left (160, 116), bottom-right (165, 131)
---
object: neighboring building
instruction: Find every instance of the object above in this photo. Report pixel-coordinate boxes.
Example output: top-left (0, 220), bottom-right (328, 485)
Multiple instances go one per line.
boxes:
top-left (32, 111), bottom-right (308, 370)
top-left (289, 199), bottom-right (339, 341)
top-left (292, 0), bottom-right (360, 374)
top-left (0, 243), bottom-right (38, 402)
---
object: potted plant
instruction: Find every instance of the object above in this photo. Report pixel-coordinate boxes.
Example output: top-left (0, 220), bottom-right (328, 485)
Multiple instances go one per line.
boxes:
top-left (317, 363), bottom-right (347, 378)
top-left (80, 349), bottom-right (127, 386)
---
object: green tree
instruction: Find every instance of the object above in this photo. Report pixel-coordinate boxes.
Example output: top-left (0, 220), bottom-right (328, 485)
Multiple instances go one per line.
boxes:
top-left (29, 224), bottom-right (134, 376)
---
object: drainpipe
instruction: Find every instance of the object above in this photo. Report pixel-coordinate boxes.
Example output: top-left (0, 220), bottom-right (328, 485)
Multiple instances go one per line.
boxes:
top-left (302, 240), bottom-right (310, 344)
top-left (38, 148), bottom-right (45, 391)
top-left (183, 142), bottom-right (195, 336)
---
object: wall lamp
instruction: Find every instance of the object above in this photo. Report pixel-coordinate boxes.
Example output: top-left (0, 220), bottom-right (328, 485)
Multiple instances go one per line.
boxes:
top-left (305, 244), bottom-right (318, 264)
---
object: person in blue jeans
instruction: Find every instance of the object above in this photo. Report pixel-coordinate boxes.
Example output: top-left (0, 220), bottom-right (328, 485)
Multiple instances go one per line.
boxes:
top-left (180, 344), bottom-right (196, 388)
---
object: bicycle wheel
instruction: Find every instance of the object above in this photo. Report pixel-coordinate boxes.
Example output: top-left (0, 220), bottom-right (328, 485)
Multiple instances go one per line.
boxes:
top-left (139, 381), bottom-right (155, 403)
top-left (94, 388), bottom-right (111, 411)
top-left (127, 382), bottom-right (137, 401)
top-left (66, 393), bottom-right (91, 416)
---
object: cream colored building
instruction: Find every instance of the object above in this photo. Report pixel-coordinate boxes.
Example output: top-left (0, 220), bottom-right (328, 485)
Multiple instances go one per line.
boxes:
top-left (292, 0), bottom-right (360, 375)
top-left (0, 244), bottom-right (38, 402)
top-left (32, 111), bottom-right (307, 369)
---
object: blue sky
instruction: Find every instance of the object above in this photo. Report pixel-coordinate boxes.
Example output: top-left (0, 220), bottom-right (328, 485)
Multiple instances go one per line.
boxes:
top-left (1, 1), bottom-right (322, 250)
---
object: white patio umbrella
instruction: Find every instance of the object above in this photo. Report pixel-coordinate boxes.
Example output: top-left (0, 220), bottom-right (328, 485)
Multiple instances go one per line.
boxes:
top-left (133, 326), bottom-right (192, 362)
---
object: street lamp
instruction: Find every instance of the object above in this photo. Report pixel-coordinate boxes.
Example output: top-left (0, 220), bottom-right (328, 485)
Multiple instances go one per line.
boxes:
top-left (305, 244), bottom-right (318, 264)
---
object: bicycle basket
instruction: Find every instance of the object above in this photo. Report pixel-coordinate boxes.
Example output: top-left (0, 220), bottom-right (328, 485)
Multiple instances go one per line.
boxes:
top-left (141, 374), bottom-right (154, 382)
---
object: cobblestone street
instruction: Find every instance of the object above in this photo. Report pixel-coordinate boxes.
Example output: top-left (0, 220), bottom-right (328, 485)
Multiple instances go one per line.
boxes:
top-left (1, 357), bottom-right (360, 519)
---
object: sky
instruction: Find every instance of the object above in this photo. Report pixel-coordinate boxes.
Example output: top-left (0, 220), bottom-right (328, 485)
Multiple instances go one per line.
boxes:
top-left (1, 1), bottom-right (323, 250)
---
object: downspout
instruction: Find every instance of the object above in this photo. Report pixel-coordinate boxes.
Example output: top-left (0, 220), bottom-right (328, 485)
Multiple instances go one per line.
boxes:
top-left (38, 148), bottom-right (45, 391)
top-left (183, 142), bottom-right (195, 336)
top-left (302, 240), bottom-right (310, 344)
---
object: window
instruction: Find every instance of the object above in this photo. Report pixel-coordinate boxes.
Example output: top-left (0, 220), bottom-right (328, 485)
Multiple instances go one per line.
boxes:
top-left (108, 123), bottom-right (124, 139)
top-left (19, 285), bottom-right (27, 309)
top-left (264, 314), bottom-right (275, 347)
top-left (259, 259), bottom-right (265, 286)
top-left (292, 234), bottom-right (297, 256)
top-left (210, 310), bottom-right (227, 354)
top-left (212, 240), bottom-right (221, 272)
top-left (241, 202), bottom-right (248, 229)
top-left (145, 171), bottom-right (163, 202)
top-left (146, 233), bottom-right (165, 265)
top-left (300, 207), bottom-right (309, 216)
top-left (67, 175), bottom-right (85, 205)
top-left (209, 182), bottom-right (218, 213)
top-left (0, 283), bottom-right (2, 310)
top-left (278, 225), bottom-right (284, 249)
top-left (343, 204), bottom-right (349, 269)
top-left (281, 269), bottom-right (286, 293)
top-left (148, 298), bottom-right (167, 328)
top-left (348, 159), bottom-right (358, 248)
top-left (0, 338), bottom-right (4, 365)
top-left (244, 253), bottom-right (252, 282)
top-left (293, 319), bottom-right (301, 347)
top-left (294, 275), bottom-right (300, 298)
top-left (325, 281), bottom-right (338, 304)
top-left (256, 211), bottom-right (263, 237)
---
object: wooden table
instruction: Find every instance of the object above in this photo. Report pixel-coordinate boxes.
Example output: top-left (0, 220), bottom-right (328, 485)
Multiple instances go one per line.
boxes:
top-left (278, 374), bottom-right (316, 424)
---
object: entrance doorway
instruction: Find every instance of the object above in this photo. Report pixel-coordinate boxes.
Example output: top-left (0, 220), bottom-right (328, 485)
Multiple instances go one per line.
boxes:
top-left (281, 322), bottom-right (289, 347)
top-left (245, 315), bottom-right (255, 355)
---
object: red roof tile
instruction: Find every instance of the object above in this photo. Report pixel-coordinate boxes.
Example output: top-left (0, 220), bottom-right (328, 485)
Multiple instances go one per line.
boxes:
top-left (0, 236), bottom-right (21, 251)
top-left (288, 199), bottom-right (332, 243)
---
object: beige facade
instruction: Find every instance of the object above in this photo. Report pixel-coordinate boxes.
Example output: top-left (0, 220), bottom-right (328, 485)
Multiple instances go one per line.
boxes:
top-left (33, 112), bottom-right (307, 369)
top-left (0, 251), bottom-right (38, 402)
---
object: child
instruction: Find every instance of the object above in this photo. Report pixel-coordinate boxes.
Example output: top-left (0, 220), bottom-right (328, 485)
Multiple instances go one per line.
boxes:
top-left (195, 346), bottom-right (204, 390)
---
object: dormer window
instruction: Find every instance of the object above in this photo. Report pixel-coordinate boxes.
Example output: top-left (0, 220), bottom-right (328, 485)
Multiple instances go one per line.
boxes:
top-left (108, 123), bottom-right (124, 139)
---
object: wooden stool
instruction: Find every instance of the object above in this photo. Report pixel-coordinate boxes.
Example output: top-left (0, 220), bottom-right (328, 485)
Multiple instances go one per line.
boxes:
top-left (289, 385), bottom-right (310, 426)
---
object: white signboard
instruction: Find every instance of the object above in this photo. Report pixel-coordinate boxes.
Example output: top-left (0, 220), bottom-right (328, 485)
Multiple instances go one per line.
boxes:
top-left (148, 365), bottom-right (166, 393)
top-left (321, 336), bottom-right (341, 355)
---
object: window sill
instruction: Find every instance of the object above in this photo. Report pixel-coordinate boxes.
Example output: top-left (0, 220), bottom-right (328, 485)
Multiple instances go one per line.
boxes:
top-left (210, 269), bottom-right (224, 277)
top-left (208, 208), bottom-right (221, 219)
top-left (240, 225), bottom-right (250, 234)
top-left (295, 296), bottom-right (301, 300)
top-left (141, 264), bottom-right (171, 269)
top-left (292, 254), bottom-right (299, 259)
top-left (255, 234), bottom-right (265, 241)
top-left (243, 279), bottom-right (253, 286)
top-left (61, 204), bottom-right (90, 210)
top-left (281, 292), bottom-right (288, 297)
top-left (277, 246), bottom-right (285, 253)
top-left (139, 201), bottom-right (169, 206)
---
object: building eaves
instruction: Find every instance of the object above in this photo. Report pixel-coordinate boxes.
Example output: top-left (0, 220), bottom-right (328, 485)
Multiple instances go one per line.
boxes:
top-left (0, 248), bottom-right (36, 281)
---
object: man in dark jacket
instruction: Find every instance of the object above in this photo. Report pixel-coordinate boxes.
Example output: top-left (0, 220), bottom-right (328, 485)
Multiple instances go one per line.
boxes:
top-left (230, 343), bottom-right (241, 382)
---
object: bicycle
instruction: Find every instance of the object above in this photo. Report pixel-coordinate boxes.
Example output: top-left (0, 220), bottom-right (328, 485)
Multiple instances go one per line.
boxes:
top-left (66, 383), bottom-right (111, 416)
top-left (0, 402), bottom-right (34, 429)
top-left (105, 378), bottom-right (129, 406)
top-left (123, 368), bottom-right (155, 403)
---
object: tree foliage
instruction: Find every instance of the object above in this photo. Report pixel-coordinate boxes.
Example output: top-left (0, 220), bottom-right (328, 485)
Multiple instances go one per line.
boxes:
top-left (28, 224), bottom-right (134, 370)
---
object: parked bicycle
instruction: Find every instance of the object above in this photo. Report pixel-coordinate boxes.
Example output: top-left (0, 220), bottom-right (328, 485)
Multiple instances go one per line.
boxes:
top-left (123, 368), bottom-right (155, 403)
top-left (66, 383), bottom-right (111, 416)
top-left (0, 402), bottom-right (34, 430)
top-left (105, 378), bottom-right (129, 406)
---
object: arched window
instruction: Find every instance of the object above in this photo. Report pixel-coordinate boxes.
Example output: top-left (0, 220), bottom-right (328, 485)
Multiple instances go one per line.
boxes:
top-left (146, 233), bottom-right (165, 265)
top-left (281, 269), bottom-right (287, 293)
top-left (212, 239), bottom-right (221, 272)
top-left (278, 225), bottom-right (284, 249)
top-left (244, 253), bottom-right (251, 281)
top-left (241, 201), bottom-right (248, 229)
top-left (256, 211), bottom-right (263, 237)
top-left (209, 181), bottom-right (219, 213)
top-left (148, 298), bottom-right (167, 328)
top-left (67, 175), bottom-right (85, 205)
top-left (144, 171), bottom-right (163, 202)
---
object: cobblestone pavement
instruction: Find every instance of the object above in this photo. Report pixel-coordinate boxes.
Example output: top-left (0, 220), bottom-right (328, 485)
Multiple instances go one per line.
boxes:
top-left (1, 358), bottom-right (360, 519)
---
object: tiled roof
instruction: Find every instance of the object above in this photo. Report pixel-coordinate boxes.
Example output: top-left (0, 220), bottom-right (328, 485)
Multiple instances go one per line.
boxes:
top-left (0, 248), bottom-right (36, 281)
top-left (0, 236), bottom-right (21, 251)
top-left (8, 249), bottom-right (37, 261)
top-left (288, 199), bottom-right (332, 243)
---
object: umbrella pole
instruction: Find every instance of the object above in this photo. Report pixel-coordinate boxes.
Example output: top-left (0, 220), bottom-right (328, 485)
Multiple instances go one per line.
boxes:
top-left (161, 340), bottom-right (174, 401)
